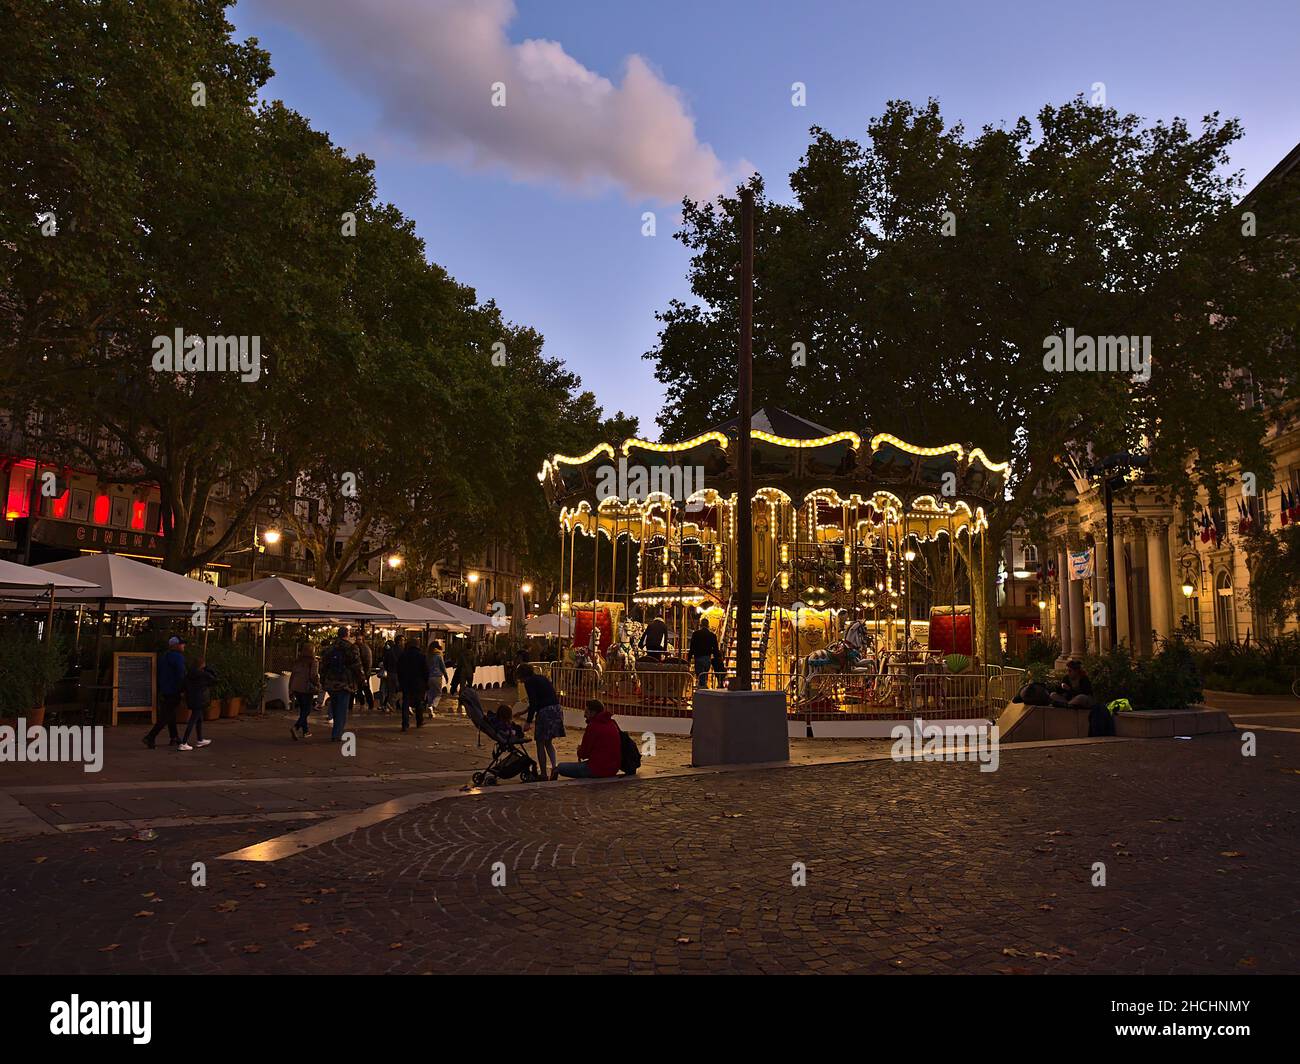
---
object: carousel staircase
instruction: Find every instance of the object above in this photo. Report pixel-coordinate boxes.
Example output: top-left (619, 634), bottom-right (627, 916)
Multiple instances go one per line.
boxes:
top-left (724, 599), bottom-right (773, 679)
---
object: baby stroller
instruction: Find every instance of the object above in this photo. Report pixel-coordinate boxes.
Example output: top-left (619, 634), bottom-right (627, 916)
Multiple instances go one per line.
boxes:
top-left (459, 687), bottom-right (541, 786)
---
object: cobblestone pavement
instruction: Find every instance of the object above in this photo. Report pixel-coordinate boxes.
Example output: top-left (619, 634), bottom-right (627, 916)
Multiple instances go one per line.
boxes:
top-left (1, 731), bottom-right (1296, 974)
top-left (0, 702), bottom-right (888, 837)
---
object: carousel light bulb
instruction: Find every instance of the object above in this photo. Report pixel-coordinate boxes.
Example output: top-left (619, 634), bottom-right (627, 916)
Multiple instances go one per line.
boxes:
top-left (780, 544), bottom-right (789, 564)
top-left (780, 571), bottom-right (790, 591)
top-left (843, 572), bottom-right (851, 591)
top-left (662, 571), bottom-right (669, 587)
top-left (714, 544), bottom-right (722, 563)
top-left (904, 548), bottom-right (916, 562)
top-left (714, 571), bottom-right (723, 589)
top-left (843, 545), bottom-right (851, 564)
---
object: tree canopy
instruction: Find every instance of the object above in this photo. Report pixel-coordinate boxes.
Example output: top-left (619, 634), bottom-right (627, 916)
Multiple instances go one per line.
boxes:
top-left (0, 0), bottom-right (631, 588)
top-left (646, 97), bottom-right (1299, 649)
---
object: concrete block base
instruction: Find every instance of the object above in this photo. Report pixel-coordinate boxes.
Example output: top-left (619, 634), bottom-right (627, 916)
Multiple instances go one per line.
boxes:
top-left (691, 689), bottom-right (790, 766)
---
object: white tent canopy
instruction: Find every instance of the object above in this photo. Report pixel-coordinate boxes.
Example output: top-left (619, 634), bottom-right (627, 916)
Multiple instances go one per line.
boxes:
top-left (341, 589), bottom-right (464, 629)
top-left (526, 613), bottom-right (572, 637)
top-left (0, 557), bottom-right (100, 592)
top-left (410, 596), bottom-right (499, 628)
top-left (228, 576), bottom-right (392, 622)
top-left (10, 554), bottom-right (267, 612)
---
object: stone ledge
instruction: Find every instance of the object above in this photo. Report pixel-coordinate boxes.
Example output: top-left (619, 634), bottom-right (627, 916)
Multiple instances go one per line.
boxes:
top-left (1114, 708), bottom-right (1235, 738)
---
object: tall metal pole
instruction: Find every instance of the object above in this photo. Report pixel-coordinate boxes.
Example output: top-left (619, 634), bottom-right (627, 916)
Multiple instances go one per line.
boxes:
top-left (736, 187), bottom-right (755, 690)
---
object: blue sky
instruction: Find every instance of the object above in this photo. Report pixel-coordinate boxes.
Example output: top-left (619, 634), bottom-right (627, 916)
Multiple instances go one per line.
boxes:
top-left (232, 0), bottom-right (1299, 436)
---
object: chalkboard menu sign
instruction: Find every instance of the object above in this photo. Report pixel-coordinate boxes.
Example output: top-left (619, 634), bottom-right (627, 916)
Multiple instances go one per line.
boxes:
top-left (112, 652), bottom-right (157, 725)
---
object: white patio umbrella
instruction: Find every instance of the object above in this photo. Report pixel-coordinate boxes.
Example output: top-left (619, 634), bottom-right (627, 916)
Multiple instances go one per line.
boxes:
top-left (30, 554), bottom-right (265, 612)
top-left (0, 557), bottom-right (101, 644)
top-left (0, 557), bottom-right (100, 592)
top-left (227, 576), bottom-right (393, 622)
top-left (526, 612), bottom-right (572, 637)
top-left (341, 589), bottom-right (459, 628)
top-left (410, 597), bottom-right (496, 627)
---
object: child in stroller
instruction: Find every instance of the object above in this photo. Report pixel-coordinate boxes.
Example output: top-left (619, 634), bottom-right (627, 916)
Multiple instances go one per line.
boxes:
top-left (459, 687), bottom-right (542, 786)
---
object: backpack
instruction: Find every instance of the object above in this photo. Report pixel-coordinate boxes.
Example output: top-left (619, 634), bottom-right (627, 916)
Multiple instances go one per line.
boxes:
top-left (619, 727), bottom-right (641, 776)
top-left (321, 642), bottom-right (350, 682)
top-left (1016, 681), bottom-right (1052, 706)
top-left (1088, 702), bottom-right (1115, 737)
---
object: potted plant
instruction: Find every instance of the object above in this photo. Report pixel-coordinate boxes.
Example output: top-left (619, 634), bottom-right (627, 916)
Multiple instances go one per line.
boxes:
top-left (0, 630), bottom-right (68, 728)
top-left (217, 647), bottom-right (265, 718)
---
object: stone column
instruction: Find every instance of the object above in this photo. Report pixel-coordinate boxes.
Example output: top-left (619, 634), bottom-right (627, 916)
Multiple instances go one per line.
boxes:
top-left (1113, 527), bottom-right (1131, 648)
top-left (1090, 533), bottom-right (1108, 651)
top-left (1067, 544), bottom-right (1087, 660)
top-left (1146, 520), bottom-right (1173, 644)
top-left (1056, 545), bottom-right (1071, 663)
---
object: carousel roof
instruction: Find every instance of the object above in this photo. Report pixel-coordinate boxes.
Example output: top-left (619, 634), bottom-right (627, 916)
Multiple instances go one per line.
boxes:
top-left (540, 406), bottom-right (1008, 524)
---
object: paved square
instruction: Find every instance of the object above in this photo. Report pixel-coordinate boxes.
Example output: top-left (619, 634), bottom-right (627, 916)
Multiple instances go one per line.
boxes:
top-left (1, 728), bottom-right (1295, 974)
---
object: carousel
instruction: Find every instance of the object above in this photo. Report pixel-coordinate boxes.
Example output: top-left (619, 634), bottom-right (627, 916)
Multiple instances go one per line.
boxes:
top-left (539, 407), bottom-right (1010, 727)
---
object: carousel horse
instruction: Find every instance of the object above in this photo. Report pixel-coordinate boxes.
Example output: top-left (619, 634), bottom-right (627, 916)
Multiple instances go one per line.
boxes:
top-left (573, 627), bottom-right (604, 677)
top-left (797, 640), bottom-right (862, 697)
top-left (604, 637), bottom-right (638, 696)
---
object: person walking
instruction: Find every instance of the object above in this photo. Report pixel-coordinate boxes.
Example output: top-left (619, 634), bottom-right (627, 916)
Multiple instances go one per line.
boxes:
top-left (379, 639), bottom-right (400, 712)
top-left (143, 635), bottom-right (186, 749)
top-left (320, 626), bottom-right (364, 742)
top-left (449, 640), bottom-right (477, 696)
top-left (426, 639), bottom-right (449, 714)
top-left (396, 636), bottom-right (429, 731)
top-left (517, 663), bottom-right (565, 780)
top-left (689, 616), bottom-right (722, 688)
top-left (178, 655), bottom-right (217, 750)
top-left (354, 630), bottom-right (375, 712)
top-left (288, 641), bottom-right (320, 739)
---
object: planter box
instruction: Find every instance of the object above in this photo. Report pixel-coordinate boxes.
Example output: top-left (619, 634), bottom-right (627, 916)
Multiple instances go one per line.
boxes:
top-left (221, 696), bottom-right (244, 719)
top-left (205, 700), bottom-right (224, 721)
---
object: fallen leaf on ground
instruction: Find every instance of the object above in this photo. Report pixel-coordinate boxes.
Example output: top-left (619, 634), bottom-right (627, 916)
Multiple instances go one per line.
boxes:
top-left (214, 900), bottom-right (240, 913)
top-left (675, 936), bottom-right (692, 944)
top-left (33, 856), bottom-right (47, 864)
top-left (388, 942), bottom-right (403, 950)
top-left (133, 911), bottom-right (154, 918)
top-left (292, 923), bottom-right (311, 933)
top-left (1219, 851), bottom-right (1245, 858)
top-left (294, 940), bottom-right (318, 951)
top-left (242, 944), bottom-right (262, 954)
top-left (1001, 947), bottom-right (1027, 957)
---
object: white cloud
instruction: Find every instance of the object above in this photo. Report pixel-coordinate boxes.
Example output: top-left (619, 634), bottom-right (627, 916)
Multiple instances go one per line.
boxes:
top-left (256, 0), bottom-right (746, 203)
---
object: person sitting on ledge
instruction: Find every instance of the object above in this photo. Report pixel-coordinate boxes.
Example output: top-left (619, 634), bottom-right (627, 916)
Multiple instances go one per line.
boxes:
top-left (1050, 659), bottom-right (1094, 706)
top-left (554, 699), bottom-right (621, 781)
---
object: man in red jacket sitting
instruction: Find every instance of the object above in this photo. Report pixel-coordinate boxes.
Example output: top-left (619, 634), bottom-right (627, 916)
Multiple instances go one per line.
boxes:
top-left (554, 699), bottom-right (621, 780)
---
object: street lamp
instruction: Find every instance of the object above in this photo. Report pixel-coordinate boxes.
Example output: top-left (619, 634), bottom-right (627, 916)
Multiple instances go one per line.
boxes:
top-left (250, 526), bottom-right (280, 580)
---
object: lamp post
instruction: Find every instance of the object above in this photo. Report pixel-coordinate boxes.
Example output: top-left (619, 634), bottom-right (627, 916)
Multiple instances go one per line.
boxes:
top-left (379, 553), bottom-right (402, 593)
top-left (250, 526), bottom-right (280, 581)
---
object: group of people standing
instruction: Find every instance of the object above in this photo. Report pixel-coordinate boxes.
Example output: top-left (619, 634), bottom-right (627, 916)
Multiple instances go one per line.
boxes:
top-left (287, 626), bottom-right (457, 741)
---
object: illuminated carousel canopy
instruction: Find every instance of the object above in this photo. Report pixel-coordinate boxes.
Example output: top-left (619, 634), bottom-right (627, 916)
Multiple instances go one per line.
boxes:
top-left (540, 406), bottom-right (1008, 527)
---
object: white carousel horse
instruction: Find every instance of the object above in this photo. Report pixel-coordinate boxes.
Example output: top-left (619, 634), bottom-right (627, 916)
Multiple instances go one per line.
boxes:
top-left (603, 637), bottom-right (638, 696)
